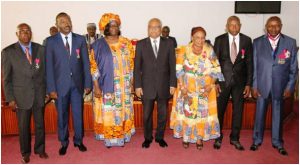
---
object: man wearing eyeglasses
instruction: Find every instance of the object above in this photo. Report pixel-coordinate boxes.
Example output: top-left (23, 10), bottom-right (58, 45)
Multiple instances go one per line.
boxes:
top-left (134, 18), bottom-right (177, 149)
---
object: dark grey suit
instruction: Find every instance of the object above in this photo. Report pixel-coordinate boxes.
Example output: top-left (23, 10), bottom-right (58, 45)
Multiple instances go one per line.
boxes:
top-left (2, 42), bottom-right (46, 157)
top-left (134, 37), bottom-right (176, 141)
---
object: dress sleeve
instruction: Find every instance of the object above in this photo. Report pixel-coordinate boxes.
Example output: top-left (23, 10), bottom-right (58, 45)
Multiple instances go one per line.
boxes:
top-left (208, 49), bottom-right (224, 81)
top-left (128, 39), bottom-right (135, 77)
top-left (176, 46), bottom-right (185, 79)
top-left (89, 49), bottom-right (100, 81)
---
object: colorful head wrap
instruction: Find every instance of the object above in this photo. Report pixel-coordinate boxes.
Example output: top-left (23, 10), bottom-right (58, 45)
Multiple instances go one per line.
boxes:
top-left (99, 13), bottom-right (121, 31)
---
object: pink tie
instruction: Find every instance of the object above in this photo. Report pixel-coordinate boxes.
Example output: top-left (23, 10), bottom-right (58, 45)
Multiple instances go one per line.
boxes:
top-left (25, 47), bottom-right (32, 64)
top-left (230, 37), bottom-right (237, 64)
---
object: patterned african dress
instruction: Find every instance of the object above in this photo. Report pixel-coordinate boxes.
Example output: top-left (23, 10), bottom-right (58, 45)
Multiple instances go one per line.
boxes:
top-left (170, 43), bottom-right (224, 143)
top-left (90, 36), bottom-right (135, 147)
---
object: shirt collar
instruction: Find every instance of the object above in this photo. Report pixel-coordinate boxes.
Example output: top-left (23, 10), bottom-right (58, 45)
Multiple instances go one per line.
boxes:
top-left (60, 32), bottom-right (72, 39)
top-left (268, 33), bottom-right (281, 41)
top-left (228, 33), bottom-right (240, 40)
top-left (19, 41), bottom-right (32, 54)
top-left (150, 36), bottom-right (160, 43)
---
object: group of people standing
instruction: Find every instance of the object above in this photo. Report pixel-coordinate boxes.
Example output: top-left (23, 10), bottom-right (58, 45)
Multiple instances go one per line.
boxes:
top-left (1, 11), bottom-right (297, 164)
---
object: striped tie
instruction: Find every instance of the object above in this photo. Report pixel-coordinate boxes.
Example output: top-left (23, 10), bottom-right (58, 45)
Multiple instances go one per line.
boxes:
top-left (65, 36), bottom-right (70, 55)
top-left (25, 47), bottom-right (32, 64)
top-left (153, 39), bottom-right (158, 58)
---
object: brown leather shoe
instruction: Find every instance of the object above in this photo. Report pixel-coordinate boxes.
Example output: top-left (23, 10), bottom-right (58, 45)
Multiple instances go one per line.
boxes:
top-left (38, 152), bottom-right (49, 159)
top-left (21, 155), bottom-right (30, 164)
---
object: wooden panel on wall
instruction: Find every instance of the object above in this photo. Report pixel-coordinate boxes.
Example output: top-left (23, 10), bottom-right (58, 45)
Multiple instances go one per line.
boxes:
top-left (1, 99), bottom-right (294, 135)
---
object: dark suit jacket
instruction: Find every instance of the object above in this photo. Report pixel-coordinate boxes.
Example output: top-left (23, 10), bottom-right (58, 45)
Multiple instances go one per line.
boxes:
top-left (46, 33), bottom-right (92, 96)
top-left (214, 33), bottom-right (253, 88)
top-left (134, 37), bottom-right (177, 99)
top-left (1, 42), bottom-right (46, 109)
top-left (168, 36), bottom-right (177, 48)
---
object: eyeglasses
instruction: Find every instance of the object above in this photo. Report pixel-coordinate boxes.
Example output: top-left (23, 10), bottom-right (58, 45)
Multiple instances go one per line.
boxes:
top-left (19, 30), bottom-right (31, 34)
top-left (148, 26), bottom-right (161, 30)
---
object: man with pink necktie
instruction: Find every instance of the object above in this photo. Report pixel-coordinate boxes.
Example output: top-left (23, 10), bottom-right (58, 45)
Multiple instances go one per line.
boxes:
top-left (213, 16), bottom-right (253, 151)
top-left (2, 23), bottom-right (48, 163)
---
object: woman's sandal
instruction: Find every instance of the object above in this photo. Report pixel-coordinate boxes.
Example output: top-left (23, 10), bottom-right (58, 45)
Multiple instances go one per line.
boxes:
top-left (182, 142), bottom-right (189, 149)
top-left (196, 141), bottom-right (203, 150)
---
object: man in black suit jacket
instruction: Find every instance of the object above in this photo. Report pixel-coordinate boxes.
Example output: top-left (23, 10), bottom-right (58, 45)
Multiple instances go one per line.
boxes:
top-left (213, 16), bottom-right (253, 151)
top-left (134, 18), bottom-right (177, 148)
top-left (1, 23), bottom-right (48, 163)
top-left (162, 26), bottom-right (177, 48)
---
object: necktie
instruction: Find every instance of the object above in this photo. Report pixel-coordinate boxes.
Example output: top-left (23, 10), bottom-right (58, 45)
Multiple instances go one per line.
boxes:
top-left (230, 37), bottom-right (237, 63)
top-left (268, 34), bottom-right (281, 59)
top-left (65, 36), bottom-right (70, 55)
top-left (153, 39), bottom-right (158, 58)
top-left (25, 47), bottom-right (32, 64)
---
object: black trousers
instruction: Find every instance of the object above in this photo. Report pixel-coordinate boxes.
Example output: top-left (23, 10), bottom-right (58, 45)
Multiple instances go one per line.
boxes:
top-left (142, 96), bottom-right (168, 141)
top-left (217, 82), bottom-right (244, 141)
top-left (16, 104), bottom-right (45, 157)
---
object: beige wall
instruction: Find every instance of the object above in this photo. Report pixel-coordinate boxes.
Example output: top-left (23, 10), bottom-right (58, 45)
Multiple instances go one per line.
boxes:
top-left (1, 1), bottom-right (299, 49)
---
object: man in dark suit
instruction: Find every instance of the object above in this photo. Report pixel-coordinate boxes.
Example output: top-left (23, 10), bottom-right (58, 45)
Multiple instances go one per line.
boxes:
top-left (46, 12), bottom-right (92, 155)
top-left (213, 16), bottom-right (253, 151)
top-left (2, 23), bottom-right (48, 163)
top-left (134, 18), bottom-right (177, 148)
top-left (162, 26), bottom-right (177, 48)
top-left (250, 16), bottom-right (298, 156)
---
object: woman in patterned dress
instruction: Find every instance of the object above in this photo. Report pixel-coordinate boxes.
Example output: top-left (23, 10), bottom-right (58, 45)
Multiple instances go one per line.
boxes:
top-left (170, 27), bottom-right (224, 150)
top-left (89, 13), bottom-right (135, 147)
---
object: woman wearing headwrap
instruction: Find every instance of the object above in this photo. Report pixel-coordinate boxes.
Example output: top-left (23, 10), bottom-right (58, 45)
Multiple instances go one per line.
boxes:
top-left (170, 27), bottom-right (224, 150)
top-left (89, 13), bottom-right (135, 147)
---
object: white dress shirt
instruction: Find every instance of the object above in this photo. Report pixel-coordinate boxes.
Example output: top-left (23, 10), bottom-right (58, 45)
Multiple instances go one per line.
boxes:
top-left (150, 36), bottom-right (160, 54)
top-left (268, 33), bottom-right (280, 50)
top-left (60, 32), bottom-right (72, 52)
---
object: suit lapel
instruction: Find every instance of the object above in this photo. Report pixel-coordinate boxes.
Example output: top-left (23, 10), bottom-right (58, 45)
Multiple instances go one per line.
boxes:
top-left (235, 34), bottom-right (245, 63)
top-left (224, 34), bottom-right (230, 59)
top-left (56, 33), bottom-right (70, 57)
top-left (31, 43), bottom-right (38, 65)
top-left (238, 34), bottom-right (244, 55)
top-left (263, 35), bottom-right (275, 62)
top-left (274, 35), bottom-right (285, 61)
top-left (71, 33), bottom-right (76, 58)
top-left (157, 37), bottom-right (165, 60)
top-left (146, 37), bottom-right (157, 60)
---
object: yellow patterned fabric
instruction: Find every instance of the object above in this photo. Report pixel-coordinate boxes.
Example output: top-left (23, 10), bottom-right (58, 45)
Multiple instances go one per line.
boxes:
top-left (89, 36), bottom-right (135, 147)
top-left (98, 13), bottom-right (121, 31)
top-left (170, 43), bottom-right (224, 143)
